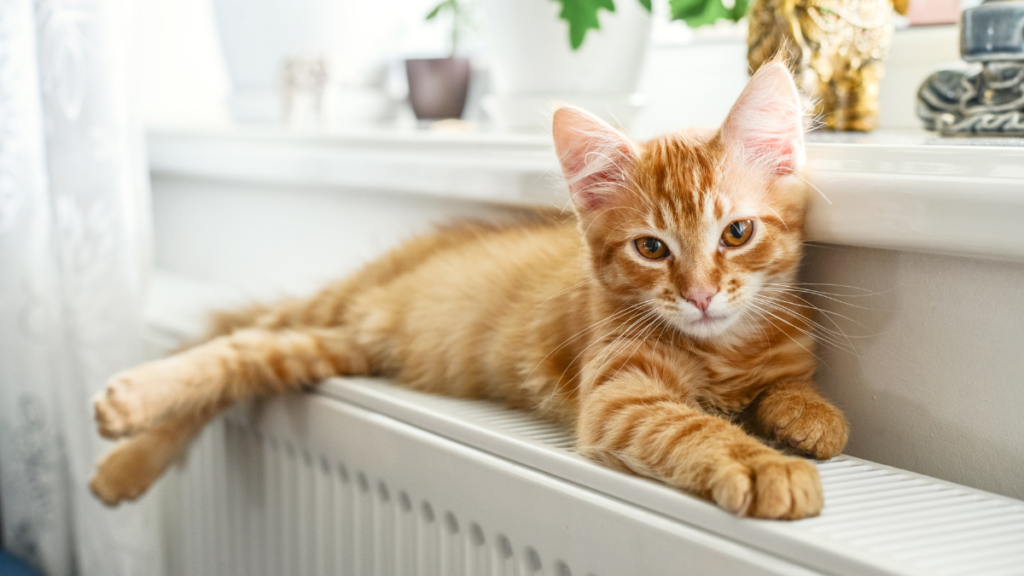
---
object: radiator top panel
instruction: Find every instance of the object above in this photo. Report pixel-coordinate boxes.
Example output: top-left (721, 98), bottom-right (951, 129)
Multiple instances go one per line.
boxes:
top-left (318, 378), bottom-right (1024, 576)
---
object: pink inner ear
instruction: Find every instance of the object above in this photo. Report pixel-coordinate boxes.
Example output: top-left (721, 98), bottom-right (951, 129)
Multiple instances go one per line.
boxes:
top-left (553, 107), bottom-right (637, 214)
top-left (747, 139), bottom-right (797, 176)
top-left (722, 63), bottom-right (805, 176)
top-left (573, 165), bottom-right (624, 211)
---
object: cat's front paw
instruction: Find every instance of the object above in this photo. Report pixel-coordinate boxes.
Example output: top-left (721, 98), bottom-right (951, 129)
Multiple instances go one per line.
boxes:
top-left (711, 454), bottom-right (823, 520)
top-left (760, 393), bottom-right (848, 460)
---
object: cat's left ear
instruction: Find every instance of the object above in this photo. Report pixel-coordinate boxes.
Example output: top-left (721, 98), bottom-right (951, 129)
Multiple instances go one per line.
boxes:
top-left (553, 106), bottom-right (639, 215)
top-left (720, 62), bottom-right (805, 176)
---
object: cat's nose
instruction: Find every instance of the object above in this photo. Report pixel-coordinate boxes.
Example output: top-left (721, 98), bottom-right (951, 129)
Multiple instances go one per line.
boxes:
top-left (686, 288), bottom-right (718, 313)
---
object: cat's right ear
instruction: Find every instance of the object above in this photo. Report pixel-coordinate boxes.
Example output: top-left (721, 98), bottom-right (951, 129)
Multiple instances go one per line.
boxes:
top-left (553, 107), bottom-right (638, 216)
top-left (720, 61), bottom-right (806, 177)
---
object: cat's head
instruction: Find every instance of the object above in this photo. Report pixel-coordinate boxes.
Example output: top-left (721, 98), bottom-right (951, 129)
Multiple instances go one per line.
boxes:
top-left (553, 62), bottom-right (809, 341)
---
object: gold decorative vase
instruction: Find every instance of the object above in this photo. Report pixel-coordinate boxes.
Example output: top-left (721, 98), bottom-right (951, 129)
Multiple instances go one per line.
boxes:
top-left (748, 0), bottom-right (908, 131)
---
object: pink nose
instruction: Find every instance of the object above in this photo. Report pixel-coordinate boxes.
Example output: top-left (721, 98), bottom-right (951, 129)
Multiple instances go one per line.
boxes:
top-left (686, 288), bottom-right (718, 313)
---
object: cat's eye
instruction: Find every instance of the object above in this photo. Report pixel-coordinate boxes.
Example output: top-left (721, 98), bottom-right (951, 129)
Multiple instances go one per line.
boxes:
top-left (721, 219), bottom-right (754, 247)
top-left (634, 237), bottom-right (669, 260)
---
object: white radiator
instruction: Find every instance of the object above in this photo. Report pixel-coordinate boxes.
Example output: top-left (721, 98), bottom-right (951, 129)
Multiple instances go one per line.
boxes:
top-left (166, 378), bottom-right (1024, 576)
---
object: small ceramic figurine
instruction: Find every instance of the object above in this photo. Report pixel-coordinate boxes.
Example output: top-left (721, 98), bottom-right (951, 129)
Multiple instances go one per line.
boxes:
top-left (748, 0), bottom-right (908, 131)
top-left (281, 54), bottom-right (329, 129)
top-left (917, 0), bottom-right (1024, 135)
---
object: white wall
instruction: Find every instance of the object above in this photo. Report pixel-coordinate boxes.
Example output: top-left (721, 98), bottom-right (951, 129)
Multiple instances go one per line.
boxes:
top-left (802, 245), bottom-right (1024, 499)
top-left (151, 175), bottom-right (521, 300)
top-left (630, 25), bottom-right (960, 139)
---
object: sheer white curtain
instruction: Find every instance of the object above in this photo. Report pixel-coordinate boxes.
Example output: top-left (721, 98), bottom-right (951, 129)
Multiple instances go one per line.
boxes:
top-left (0, 0), bottom-right (164, 575)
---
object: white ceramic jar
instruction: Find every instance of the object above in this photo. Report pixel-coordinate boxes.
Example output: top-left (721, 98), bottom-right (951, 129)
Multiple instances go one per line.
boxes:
top-left (481, 0), bottom-right (652, 131)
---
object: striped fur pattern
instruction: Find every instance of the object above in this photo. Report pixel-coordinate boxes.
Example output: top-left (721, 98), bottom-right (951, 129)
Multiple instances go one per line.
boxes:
top-left (91, 63), bottom-right (847, 519)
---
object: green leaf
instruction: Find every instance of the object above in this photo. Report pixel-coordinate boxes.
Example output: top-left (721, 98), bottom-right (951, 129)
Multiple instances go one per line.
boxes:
top-left (668, 0), bottom-right (748, 27)
top-left (553, 0), bottom-right (616, 50)
top-left (637, 0), bottom-right (652, 11)
top-left (425, 0), bottom-right (450, 21)
top-left (733, 0), bottom-right (750, 21)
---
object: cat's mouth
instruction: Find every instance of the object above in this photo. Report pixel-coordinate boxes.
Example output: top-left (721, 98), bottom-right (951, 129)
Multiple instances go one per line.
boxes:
top-left (693, 313), bottom-right (728, 325)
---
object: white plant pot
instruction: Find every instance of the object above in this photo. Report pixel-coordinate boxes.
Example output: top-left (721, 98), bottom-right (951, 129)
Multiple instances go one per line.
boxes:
top-left (211, 0), bottom-right (402, 125)
top-left (481, 0), bottom-right (652, 131)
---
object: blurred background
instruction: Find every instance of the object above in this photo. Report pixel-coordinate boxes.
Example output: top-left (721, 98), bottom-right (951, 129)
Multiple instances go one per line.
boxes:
top-left (131, 0), bottom-right (971, 135)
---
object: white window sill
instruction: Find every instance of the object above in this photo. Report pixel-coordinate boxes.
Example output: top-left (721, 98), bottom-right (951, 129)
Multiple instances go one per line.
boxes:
top-left (148, 128), bottom-right (1024, 264)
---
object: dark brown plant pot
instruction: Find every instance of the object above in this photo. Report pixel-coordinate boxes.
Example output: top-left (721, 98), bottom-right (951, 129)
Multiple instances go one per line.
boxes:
top-left (405, 57), bottom-right (471, 121)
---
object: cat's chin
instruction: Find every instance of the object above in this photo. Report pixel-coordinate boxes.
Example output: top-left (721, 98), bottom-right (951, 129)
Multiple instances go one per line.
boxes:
top-left (672, 314), bottom-right (739, 341)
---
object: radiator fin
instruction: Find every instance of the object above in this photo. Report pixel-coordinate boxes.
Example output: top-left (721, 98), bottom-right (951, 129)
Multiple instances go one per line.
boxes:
top-left (180, 419), bottom-right (581, 576)
top-left (805, 460), bottom-right (1024, 576)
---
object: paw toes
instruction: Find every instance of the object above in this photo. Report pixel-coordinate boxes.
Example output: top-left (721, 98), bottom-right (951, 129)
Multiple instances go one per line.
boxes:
top-left (89, 473), bottom-right (126, 507)
top-left (94, 375), bottom-right (147, 439)
top-left (745, 456), bottom-right (823, 520)
top-left (95, 399), bottom-right (127, 439)
top-left (90, 439), bottom-right (163, 506)
top-left (710, 463), bottom-right (754, 516)
top-left (788, 461), bottom-right (824, 518)
top-left (771, 401), bottom-right (848, 460)
top-left (750, 460), bottom-right (793, 518)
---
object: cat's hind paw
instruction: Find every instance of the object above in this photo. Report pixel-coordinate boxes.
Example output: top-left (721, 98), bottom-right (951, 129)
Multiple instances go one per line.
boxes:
top-left (90, 435), bottom-right (173, 506)
top-left (94, 372), bottom-right (151, 439)
top-left (95, 359), bottom-right (185, 439)
top-left (711, 454), bottom-right (823, 520)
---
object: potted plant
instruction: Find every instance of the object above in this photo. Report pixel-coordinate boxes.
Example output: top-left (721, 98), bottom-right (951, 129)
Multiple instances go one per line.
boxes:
top-left (406, 0), bottom-right (476, 121)
top-left (481, 0), bottom-right (747, 131)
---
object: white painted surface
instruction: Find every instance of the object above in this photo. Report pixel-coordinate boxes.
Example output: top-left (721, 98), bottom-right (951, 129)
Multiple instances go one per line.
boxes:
top-left (804, 137), bottom-right (1024, 263)
top-left (801, 245), bottom-right (1024, 500)
top-left (148, 129), bottom-right (561, 206)
top-left (876, 26), bottom-right (961, 129)
top-left (151, 174), bottom-right (523, 298)
top-left (149, 128), bottom-right (1024, 264)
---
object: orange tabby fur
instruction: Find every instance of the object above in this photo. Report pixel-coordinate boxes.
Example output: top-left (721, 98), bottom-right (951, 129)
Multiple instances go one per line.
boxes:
top-left (91, 62), bottom-right (848, 519)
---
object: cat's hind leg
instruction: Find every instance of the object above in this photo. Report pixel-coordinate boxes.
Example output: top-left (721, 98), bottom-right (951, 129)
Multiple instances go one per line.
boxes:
top-left (95, 326), bottom-right (370, 439)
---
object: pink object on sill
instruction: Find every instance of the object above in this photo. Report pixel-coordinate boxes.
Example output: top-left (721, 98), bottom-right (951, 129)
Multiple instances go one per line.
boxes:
top-left (907, 0), bottom-right (961, 25)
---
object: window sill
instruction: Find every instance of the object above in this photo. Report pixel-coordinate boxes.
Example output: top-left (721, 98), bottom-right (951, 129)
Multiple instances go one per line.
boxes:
top-left (148, 128), bottom-right (1024, 263)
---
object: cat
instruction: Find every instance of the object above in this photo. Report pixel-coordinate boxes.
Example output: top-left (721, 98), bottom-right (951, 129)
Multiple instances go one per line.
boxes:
top-left (89, 61), bottom-right (848, 520)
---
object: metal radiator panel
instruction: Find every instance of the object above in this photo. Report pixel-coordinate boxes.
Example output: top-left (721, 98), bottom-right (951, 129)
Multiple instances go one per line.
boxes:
top-left (170, 378), bottom-right (1024, 576)
top-left (172, 392), bottom-right (818, 576)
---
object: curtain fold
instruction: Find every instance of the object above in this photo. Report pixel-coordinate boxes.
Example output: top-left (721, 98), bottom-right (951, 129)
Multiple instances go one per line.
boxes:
top-left (0, 0), bottom-right (163, 574)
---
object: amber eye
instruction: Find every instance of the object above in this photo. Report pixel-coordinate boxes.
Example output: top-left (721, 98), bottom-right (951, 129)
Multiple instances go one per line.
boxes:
top-left (634, 237), bottom-right (669, 260)
top-left (722, 219), bottom-right (754, 247)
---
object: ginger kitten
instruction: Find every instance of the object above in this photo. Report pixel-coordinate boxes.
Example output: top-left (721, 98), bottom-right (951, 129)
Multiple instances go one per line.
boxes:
top-left (90, 62), bottom-right (848, 520)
